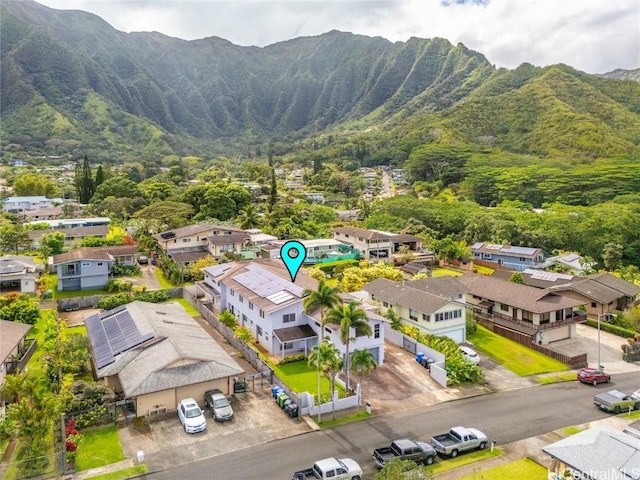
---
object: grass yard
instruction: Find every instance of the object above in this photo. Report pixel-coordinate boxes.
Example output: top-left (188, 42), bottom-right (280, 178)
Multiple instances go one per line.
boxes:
top-left (86, 465), bottom-right (148, 480)
top-left (271, 360), bottom-right (342, 400)
top-left (536, 372), bottom-right (577, 384)
top-left (474, 265), bottom-right (494, 275)
top-left (75, 425), bottom-right (125, 471)
top-left (563, 425), bottom-right (587, 436)
top-left (172, 297), bottom-right (199, 316)
top-left (468, 325), bottom-right (568, 376)
top-left (154, 269), bottom-right (173, 289)
top-left (431, 267), bottom-right (463, 277)
top-left (455, 457), bottom-right (547, 479)
top-left (427, 447), bottom-right (504, 475)
top-left (318, 410), bottom-right (370, 429)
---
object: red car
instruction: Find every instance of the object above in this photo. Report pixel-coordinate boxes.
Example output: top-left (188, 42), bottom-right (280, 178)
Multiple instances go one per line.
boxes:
top-left (577, 368), bottom-right (611, 386)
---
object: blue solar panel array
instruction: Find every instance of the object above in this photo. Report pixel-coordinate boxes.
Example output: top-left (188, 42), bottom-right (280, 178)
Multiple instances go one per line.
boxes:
top-left (86, 308), bottom-right (154, 369)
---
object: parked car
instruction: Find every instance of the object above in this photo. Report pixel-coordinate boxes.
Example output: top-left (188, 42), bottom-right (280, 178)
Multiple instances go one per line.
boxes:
top-left (372, 438), bottom-right (436, 468)
top-left (632, 389), bottom-right (640, 401)
top-left (594, 390), bottom-right (640, 413)
top-left (577, 367), bottom-right (611, 386)
top-left (460, 346), bottom-right (480, 365)
top-left (137, 255), bottom-right (149, 265)
top-left (292, 457), bottom-right (362, 480)
top-left (204, 389), bottom-right (234, 421)
top-left (430, 426), bottom-right (488, 458)
top-left (177, 398), bottom-right (207, 433)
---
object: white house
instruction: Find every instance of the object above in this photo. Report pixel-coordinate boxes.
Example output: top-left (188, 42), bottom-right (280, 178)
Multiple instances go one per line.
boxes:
top-left (2, 196), bottom-right (63, 213)
top-left (197, 259), bottom-right (385, 365)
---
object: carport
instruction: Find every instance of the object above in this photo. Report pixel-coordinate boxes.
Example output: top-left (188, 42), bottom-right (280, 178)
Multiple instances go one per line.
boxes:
top-left (272, 325), bottom-right (317, 359)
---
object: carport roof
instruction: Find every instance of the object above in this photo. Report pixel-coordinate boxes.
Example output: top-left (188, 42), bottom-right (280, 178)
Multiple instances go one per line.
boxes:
top-left (543, 426), bottom-right (640, 479)
top-left (273, 325), bottom-right (317, 342)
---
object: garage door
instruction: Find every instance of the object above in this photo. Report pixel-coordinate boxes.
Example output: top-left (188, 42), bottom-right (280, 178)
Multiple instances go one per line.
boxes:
top-left (442, 329), bottom-right (464, 344)
top-left (546, 326), bottom-right (570, 343)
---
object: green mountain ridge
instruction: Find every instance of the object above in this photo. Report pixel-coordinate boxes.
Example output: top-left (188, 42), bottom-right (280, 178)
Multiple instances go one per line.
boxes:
top-left (1, 0), bottom-right (639, 161)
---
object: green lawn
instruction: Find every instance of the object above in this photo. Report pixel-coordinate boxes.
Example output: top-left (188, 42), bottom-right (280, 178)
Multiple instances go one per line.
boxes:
top-left (536, 372), bottom-right (577, 384)
top-left (171, 297), bottom-right (199, 316)
top-left (272, 360), bottom-right (340, 400)
top-left (474, 265), bottom-right (494, 275)
top-left (318, 410), bottom-right (370, 428)
top-left (431, 267), bottom-right (462, 277)
top-left (85, 464), bottom-right (148, 480)
top-left (455, 457), bottom-right (547, 479)
top-left (468, 325), bottom-right (569, 376)
top-left (154, 269), bottom-right (173, 289)
top-left (428, 447), bottom-right (504, 475)
top-left (75, 425), bottom-right (125, 471)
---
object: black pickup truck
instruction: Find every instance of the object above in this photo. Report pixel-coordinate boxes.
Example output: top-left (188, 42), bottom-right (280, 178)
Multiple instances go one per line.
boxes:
top-left (372, 438), bottom-right (436, 468)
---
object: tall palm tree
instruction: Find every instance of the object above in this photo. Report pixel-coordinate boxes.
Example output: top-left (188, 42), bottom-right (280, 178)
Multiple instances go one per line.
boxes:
top-left (350, 349), bottom-right (378, 411)
top-left (303, 279), bottom-right (342, 422)
top-left (237, 204), bottom-right (260, 230)
top-left (308, 339), bottom-right (341, 422)
top-left (326, 300), bottom-right (372, 392)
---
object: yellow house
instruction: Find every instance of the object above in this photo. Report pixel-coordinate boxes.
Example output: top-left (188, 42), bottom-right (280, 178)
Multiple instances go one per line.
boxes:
top-left (86, 301), bottom-right (244, 417)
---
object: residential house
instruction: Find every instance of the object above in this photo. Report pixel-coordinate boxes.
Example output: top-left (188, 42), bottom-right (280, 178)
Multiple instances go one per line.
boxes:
top-left (547, 273), bottom-right (640, 319)
top-left (0, 320), bottom-right (33, 387)
top-left (363, 277), bottom-right (469, 343)
top-left (23, 206), bottom-right (64, 222)
top-left (471, 242), bottom-right (544, 271)
top-left (50, 245), bottom-right (138, 291)
top-left (2, 196), bottom-right (63, 214)
top-left (267, 238), bottom-right (359, 264)
top-left (543, 426), bottom-right (640, 479)
top-left (0, 255), bottom-right (42, 294)
top-left (154, 224), bottom-right (248, 265)
top-left (304, 192), bottom-right (325, 203)
top-left (538, 253), bottom-right (596, 275)
top-left (28, 225), bottom-right (109, 249)
top-left (86, 301), bottom-right (244, 416)
top-left (197, 259), bottom-right (385, 364)
top-left (24, 217), bottom-right (111, 229)
top-left (457, 273), bottom-right (587, 344)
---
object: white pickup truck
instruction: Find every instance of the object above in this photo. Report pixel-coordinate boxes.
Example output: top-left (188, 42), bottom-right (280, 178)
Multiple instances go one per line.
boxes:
top-left (292, 457), bottom-right (362, 480)
top-left (430, 426), bottom-right (488, 458)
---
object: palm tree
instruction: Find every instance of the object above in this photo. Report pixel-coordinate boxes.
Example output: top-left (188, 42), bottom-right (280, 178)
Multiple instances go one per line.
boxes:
top-left (326, 300), bottom-right (372, 392)
top-left (237, 204), bottom-right (260, 230)
top-left (308, 339), bottom-right (341, 422)
top-left (350, 349), bottom-right (378, 411)
top-left (303, 279), bottom-right (342, 422)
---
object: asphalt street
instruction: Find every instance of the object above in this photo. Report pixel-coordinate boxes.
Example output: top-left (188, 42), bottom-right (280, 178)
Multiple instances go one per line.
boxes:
top-left (143, 371), bottom-right (640, 480)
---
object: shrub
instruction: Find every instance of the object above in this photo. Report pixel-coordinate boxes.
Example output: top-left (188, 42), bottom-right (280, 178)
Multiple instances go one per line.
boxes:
top-left (110, 263), bottom-right (140, 276)
top-left (279, 353), bottom-right (307, 364)
top-left (585, 319), bottom-right (636, 338)
top-left (97, 290), bottom-right (170, 310)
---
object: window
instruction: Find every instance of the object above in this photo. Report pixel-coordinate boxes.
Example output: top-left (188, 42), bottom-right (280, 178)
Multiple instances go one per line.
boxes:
top-left (435, 309), bottom-right (462, 322)
top-left (241, 314), bottom-right (247, 325)
top-left (97, 262), bottom-right (103, 267)
top-left (374, 324), bottom-right (380, 339)
top-left (422, 313), bottom-right (429, 321)
top-left (239, 295), bottom-right (244, 303)
top-left (500, 303), bottom-right (509, 312)
top-left (519, 257), bottom-right (526, 262)
top-left (81, 262), bottom-right (91, 267)
top-left (249, 302), bottom-right (254, 310)
top-left (229, 305), bottom-right (235, 314)
top-left (482, 253), bottom-right (492, 259)
top-left (259, 309), bottom-right (265, 318)
top-left (183, 238), bottom-right (191, 243)
top-left (230, 289), bottom-right (235, 296)
top-left (257, 325), bottom-right (263, 336)
top-left (283, 313), bottom-right (295, 323)
top-left (382, 301), bottom-right (389, 308)
top-left (409, 309), bottom-right (418, 321)
top-left (591, 302), bottom-right (597, 308)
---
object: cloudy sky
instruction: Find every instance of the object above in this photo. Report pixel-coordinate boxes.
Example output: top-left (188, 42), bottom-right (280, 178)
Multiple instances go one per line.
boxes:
top-left (37, 0), bottom-right (639, 74)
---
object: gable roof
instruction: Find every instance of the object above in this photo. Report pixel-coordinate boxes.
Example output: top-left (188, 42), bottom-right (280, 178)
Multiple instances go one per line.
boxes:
top-left (52, 245), bottom-right (138, 265)
top-left (154, 224), bottom-right (244, 243)
top-left (0, 320), bottom-right (32, 362)
top-left (457, 273), bottom-right (585, 313)
top-left (362, 278), bottom-right (453, 314)
top-left (333, 226), bottom-right (390, 240)
top-left (548, 273), bottom-right (640, 304)
top-left (543, 427), bottom-right (640, 479)
top-left (407, 276), bottom-right (469, 297)
top-left (206, 232), bottom-right (250, 245)
top-left (89, 301), bottom-right (244, 397)
top-left (204, 259), bottom-right (317, 313)
top-left (28, 225), bottom-right (109, 241)
top-left (471, 242), bottom-right (543, 258)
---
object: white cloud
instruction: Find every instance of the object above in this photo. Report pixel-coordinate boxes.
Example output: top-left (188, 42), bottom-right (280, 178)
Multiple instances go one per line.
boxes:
top-left (37, 0), bottom-right (640, 73)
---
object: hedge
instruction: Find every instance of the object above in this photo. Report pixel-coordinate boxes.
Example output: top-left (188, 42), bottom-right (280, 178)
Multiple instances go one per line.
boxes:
top-left (97, 290), bottom-right (170, 310)
top-left (585, 319), bottom-right (637, 338)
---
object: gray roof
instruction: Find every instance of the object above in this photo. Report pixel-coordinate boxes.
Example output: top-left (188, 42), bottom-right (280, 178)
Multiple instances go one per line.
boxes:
top-left (92, 301), bottom-right (244, 397)
top-left (543, 427), bottom-right (640, 479)
top-left (207, 232), bottom-right (250, 244)
top-left (457, 273), bottom-right (585, 313)
top-left (407, 276), bottom-right (469, 297)
top-left (28, 225), bottom-right (109, 240)
top-left (273, 324), bottom-right (317, 342)
top-left (154, 224), bottom-right (244, 242)
top-left (52, 245), bottom-right (138, 265)
top-left (471, 242), bottom-right (543, 258)
top-left (0, 319), bottom-right (32, 362)
top-left (549, 273), bottom-right (640, 304)
top-left (362, 278), bottom-right (451, 314)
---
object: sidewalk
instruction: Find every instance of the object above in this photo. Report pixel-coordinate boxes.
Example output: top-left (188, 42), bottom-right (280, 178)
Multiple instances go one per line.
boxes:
top-left (70, 459), bottom-right (136, 480)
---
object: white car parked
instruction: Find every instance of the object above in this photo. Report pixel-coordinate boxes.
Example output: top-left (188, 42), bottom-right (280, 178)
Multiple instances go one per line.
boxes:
top-left (177, 398), bottom-right (207, 433)
top-left (460, 346), bottom-right (480, 365)
top-left (632, 389), bottom-right (640, 401)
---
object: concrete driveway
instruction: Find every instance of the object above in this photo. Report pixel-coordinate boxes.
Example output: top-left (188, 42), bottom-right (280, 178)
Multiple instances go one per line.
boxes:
top-left (127, 264), bottom-right (162, 291)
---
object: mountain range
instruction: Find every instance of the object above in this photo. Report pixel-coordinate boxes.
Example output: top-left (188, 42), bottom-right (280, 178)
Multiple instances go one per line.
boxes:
top-left (1, 0), bottom-right (639, 161)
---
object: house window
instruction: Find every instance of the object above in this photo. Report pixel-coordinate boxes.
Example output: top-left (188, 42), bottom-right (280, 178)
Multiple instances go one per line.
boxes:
top-left (183, 238), bottom-right (191, 243)
top-left (482, 253), bottom-right (492, 259)
top-left (241, 314), bottom-right (247, 324)
top-left (239, 295), bottom-right (244, 303)
top-left (220, 243), bottom-right (235, 253)
top-left (374, 324), bottom-right (380, 339)
top-left (249, 302), bottom-right (254, 310)
top-left (519, 257), bottom-right (526, 262)
top-left (591, 302), bottom-right (597, 308)
top-left (230, 289), bottom-right (235, 296)
top-left (283, 313), bottom-right (295, 323)
top-left (409, 309), bottom-right (418, 321)
top-left (265, 335), bottom-right (269, 342)
top-left (435, 309), bottom-right (462, 322)
top-left (97, 262), bottom-right (103, 266)
top-left (81, 262), bottom-right (90, 267)
top-left (382, 301), bottom-right (389, 308)
top-left (499, 303), bottom-right (509, 312)
top-left (259, 309), bottom-right (265, 318)
top-left (257, 325), bottom-right (263, 336)
top-left (422, 313), bottom-right (429, 321)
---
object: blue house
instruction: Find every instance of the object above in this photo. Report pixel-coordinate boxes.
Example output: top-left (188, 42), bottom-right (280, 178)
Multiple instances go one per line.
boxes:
top-left (471, 243), bottom-right (544, 271)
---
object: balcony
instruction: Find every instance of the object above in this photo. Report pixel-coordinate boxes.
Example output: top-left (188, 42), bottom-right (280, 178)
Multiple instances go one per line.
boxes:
top-left (474, 310), bottom-right (586, 335)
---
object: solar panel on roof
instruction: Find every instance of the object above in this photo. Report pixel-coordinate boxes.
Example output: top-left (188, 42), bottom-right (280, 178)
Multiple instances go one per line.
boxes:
top-left (505, 246), bottom-right (536, 255)
top-left (208, 264), bottom-right (232, 277)
top-left (160, 231), bottom-right (176, 239)
top-left (0, 264), bottom-right (23, 274)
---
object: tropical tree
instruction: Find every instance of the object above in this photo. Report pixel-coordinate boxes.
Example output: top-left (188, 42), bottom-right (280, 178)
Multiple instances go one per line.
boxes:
top-left (38, 231), bottom-right (66, 261)
top-left (237, 204), bottom-right (261, 230)
top-left (326, 301), bottom-right (372, 391)
top-left (385, 308), bottom-right (402, 330)
top-left (350, 349), bottom-right (378, 411)
top-left (307, 339), bottom-right (341, 421)
top-left (218, 309), bottom-right (237, 329)
top-left (74, 154), bottom-right (95, 203)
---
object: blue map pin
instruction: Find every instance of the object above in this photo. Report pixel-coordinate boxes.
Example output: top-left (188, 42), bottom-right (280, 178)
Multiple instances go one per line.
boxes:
top-left (280, 240), bottom-right (307, 282)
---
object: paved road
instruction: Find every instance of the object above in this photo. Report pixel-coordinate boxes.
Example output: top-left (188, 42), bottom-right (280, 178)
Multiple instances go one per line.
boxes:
top-left (143, 371), bottom-right (640, 480)
top-left (379, 170), bottom-right (392, 198)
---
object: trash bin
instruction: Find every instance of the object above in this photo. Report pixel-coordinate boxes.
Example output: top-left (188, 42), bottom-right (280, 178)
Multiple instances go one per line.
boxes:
top-left (285, 402), bottom-right (299, 418)
top-left (365, 401), bottom-right (371, 414)
top-left (276, 391), bottom-right (290, 408)
top-left (272, 385), bottom-right (282, 398)
top-left (421, 357), bottom-right (435, 370)
top-left (136, 451), bottom-right (145, 464)
top-left (281, 398), bottom-right (293, 411)
top-left (416, 352), bottom-right (424, 363)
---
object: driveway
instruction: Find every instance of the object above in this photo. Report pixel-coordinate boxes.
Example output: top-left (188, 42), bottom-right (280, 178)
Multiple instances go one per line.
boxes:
top-left (127, 264), bottom-right (162, 291)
